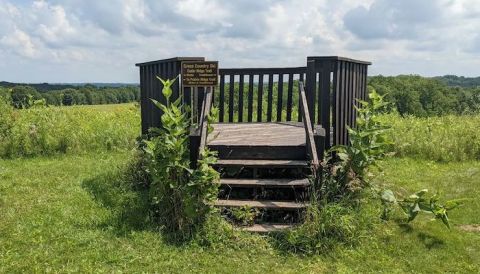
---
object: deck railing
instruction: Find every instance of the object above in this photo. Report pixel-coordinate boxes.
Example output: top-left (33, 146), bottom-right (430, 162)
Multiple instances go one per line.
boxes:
top-left (136, 56), bottom-right (370, 152)
top-left (217, 67), bottom-right (306, 123)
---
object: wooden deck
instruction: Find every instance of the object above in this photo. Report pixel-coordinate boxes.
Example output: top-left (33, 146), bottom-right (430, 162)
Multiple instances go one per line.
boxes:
top-left (208, 122), bottom-right (306, 146)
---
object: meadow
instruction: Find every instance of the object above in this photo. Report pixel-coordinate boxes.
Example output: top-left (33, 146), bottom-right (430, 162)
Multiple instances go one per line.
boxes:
top-left (1, 102), bottom-right (480, 272)
top-left (0, 102), bottom-right (140, 158)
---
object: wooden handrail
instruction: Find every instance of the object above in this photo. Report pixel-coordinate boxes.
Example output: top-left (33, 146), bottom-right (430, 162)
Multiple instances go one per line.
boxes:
top-left (198, 87), bottom-right (213, 158)
top-left (299, 81), bottom-right (319, 172)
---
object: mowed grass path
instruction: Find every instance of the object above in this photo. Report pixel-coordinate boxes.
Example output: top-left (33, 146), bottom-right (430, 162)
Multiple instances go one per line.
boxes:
top-left (1, 153), bottom-right (480, 273)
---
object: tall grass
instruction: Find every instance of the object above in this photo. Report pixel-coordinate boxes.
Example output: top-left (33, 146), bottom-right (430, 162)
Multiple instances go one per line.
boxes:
top-left (381, 113), bottom-right (480, 161)
top-left (0, 102), bottom-right (140, 158)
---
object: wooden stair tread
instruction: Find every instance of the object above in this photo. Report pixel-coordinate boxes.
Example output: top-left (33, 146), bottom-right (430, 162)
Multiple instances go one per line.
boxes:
top-left (220, 178), bottom-right (310, 187)
top-left (239, 223), bottom-right (295, 233)
top-left (213, 159), bottom-right (308, 168)
top-left (215, 199), bottom-right (307, 209)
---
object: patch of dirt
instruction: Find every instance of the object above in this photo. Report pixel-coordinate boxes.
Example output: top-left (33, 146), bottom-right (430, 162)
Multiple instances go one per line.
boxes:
top-left (458, 224), bottom-right (480, 232)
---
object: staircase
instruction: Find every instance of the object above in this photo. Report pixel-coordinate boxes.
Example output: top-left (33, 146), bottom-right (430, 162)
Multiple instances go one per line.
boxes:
top-left (191, 82), bottom-right (323, 233)
top-left (208, 137), bottom-right (312, 233)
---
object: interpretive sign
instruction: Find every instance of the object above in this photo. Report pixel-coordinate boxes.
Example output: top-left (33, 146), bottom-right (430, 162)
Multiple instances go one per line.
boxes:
top-left (181, 61), bottom-right (218, 87)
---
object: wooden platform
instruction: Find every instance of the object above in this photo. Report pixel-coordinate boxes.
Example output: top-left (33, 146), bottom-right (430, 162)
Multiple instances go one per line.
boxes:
top-left (208, 122), bottom-right (306, 146)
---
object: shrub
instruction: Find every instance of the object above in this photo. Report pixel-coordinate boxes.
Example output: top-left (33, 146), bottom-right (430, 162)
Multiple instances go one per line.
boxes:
top-left (279, 90), bottom-right (391, 254)
top-left (142, 77), bottom-right (220, 240)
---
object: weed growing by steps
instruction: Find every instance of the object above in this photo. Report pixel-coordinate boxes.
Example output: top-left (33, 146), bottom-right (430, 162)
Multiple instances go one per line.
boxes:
top-left (142, 76), bottom-right (220, 241)
top-left (277, 90), bottom-right (392, 254)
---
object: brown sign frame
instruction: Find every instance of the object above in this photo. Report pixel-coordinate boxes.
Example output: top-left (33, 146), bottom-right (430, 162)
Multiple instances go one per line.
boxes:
top-left (181, 61), bottom-right (219, 87)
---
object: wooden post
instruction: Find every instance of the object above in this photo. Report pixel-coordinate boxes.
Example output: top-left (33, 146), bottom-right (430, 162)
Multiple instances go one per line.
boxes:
top-left (189, 127), bottom-right (200, 169)
top-left (306, 60), bottom-right (316, 125)
top-left (314, 125), bottom-right (325, 161)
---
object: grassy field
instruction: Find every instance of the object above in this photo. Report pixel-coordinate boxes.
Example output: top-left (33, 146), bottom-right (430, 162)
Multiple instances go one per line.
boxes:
top-left (0, 103), bottom-right (140, 158)
top-left (1, 152), bottom-right (479, 273)
top-left (382, 114), bottom-right (480, 162)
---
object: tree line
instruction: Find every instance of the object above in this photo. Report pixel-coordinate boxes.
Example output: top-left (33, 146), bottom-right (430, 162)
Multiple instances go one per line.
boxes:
top-left (368, 75), bottom-right (480, 116)
top-left (0, 84), bottom-right (139, 108)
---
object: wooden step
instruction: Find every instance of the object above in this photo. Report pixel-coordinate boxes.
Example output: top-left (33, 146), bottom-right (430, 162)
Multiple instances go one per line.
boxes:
top-left (215, 199), bottom-right (307, 209)
top-left (208, 144), bottom-right (306, 160)
top-left (240, 223), bottom-right (295, 233)
top-left (213, 159), bottom-right (309, 168)
top-left (220, 178), bottom-right (310, 187)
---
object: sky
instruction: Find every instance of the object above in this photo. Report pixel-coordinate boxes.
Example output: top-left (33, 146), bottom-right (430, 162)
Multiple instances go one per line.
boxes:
top-left (0, 0), bottom-right (479, 83)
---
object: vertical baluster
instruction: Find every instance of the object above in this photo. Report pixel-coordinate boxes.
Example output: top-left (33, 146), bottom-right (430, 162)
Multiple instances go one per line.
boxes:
top-left (277, 74), bottom-right (284, 122)
top-left (267, 74), bottom-right (274, 122)
top-left (238, 74), bottom-right (244, 122)
top-left (219, 74), bottom-right (225, 122)
top-left (248, 74), bottom-right (254, 122)
top-left (257, 74), bottom-right (264, 122)
top-left (228, 74), bottom-right (235, 122)
top-left (286, 73), bottom-right (294, 121)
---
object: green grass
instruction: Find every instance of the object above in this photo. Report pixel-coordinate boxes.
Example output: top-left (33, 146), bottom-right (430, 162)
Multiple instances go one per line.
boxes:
top-left (0, 103), bottom-right (140, 158)
top-left (381, 113), bottom-right (480, 162)
top-left (1, 152), bottom-right (479, 273)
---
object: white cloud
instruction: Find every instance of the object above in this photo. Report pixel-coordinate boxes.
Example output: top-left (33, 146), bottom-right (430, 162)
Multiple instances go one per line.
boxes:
top-left (0, 0), bottom-right (479, 82)
top-left (1, 27), bottom-right (37, 57)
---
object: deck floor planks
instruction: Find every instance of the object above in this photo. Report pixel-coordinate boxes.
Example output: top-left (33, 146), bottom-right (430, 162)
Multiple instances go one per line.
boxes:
top-left (208, 122), bottom-right (306, 146)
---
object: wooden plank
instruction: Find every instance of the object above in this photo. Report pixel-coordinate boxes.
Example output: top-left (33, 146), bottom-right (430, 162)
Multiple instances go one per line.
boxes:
top-left (299, 81), bottom-right (319, 171)
top-left (333, 61), bottom-right (341, 146)
top-left (351, 63), bottom-right (357, 128)
top-left (220, 178), bottom-right (310, 187)
top-left (140, 66), bottom-right (147, 134)
top-left (208, 145), bottom-right (306, 160)
top-left (152, 63), bottom-right (161, 128)
top-left (350, 63), bottom-right (355, 128)
top-left (267, 74), bottom-right (274, 122)
top-left (286, 73), bottom-right (294, 121)
top-left (219, 74), bottom-right (225, 122)
top-left (228, 74), bottom-right (235, 122)
top-left (207, 122), bottom-right (305, 146)
top-left (171, 61), bottom-right (179, 101)
top-left (184, 86), bottom-right (192, 118)
top-left (277, 74), bottom-right (284, 121)
top-left (198, 88), bottom-right (213, 154)
top-left (215, 199), bottom-right (307, 209)
top-left (147, 65), bottom-right (155, 129)
top-left (343, 62), bottom-right (349, 145)
top-left (306, 60), bottom-right (316, 125)
top-left (257, 74), bottom-right (264, 122)
top-left (320, 65), bottom-right (331, 148)
top-left (247, 74), bottom-right (254, 122)
top-left (213, 159), bottom-right (308, 168)
top-left (346, 62), bottom-right (352, 135)
top-left (298, 73), bottom-right (304, 122)
top-left (360, 65), bottom-right (367, 101)
top-left (238, 74), bottom-right (244, 122)
top-left (363, 65), bottom-right (369, 101)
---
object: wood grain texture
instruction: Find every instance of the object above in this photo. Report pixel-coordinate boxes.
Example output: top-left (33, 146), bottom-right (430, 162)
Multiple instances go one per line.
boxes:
top-left (208, 122), bottom-right (306, 146)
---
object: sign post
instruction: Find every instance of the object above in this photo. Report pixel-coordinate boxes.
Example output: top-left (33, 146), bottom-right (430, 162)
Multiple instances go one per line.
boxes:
top-left (181, 61), bottom-right (218, 123)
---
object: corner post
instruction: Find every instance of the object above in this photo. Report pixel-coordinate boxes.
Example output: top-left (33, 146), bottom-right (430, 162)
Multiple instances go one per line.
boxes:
top-left (306, 59), bottom-right (317, 125)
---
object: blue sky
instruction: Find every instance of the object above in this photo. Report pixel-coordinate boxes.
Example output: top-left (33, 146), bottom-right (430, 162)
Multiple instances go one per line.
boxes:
top-left (0, 0), bottom-right (479, 83)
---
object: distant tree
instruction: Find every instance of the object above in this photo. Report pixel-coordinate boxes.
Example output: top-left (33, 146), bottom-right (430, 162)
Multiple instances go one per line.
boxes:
top-left (10, 86), bottom-right (41, 108)
top-left (61, 89), bottom-right (77, 106)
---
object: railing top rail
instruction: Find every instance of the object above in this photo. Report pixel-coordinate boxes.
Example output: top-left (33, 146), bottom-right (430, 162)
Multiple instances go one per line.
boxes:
top-left (135, 57), bottom-right (205, 67)
top-left (219, 66), bottom-right (306, 75)
top-left (307, 56), bottom-right (371, 65)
